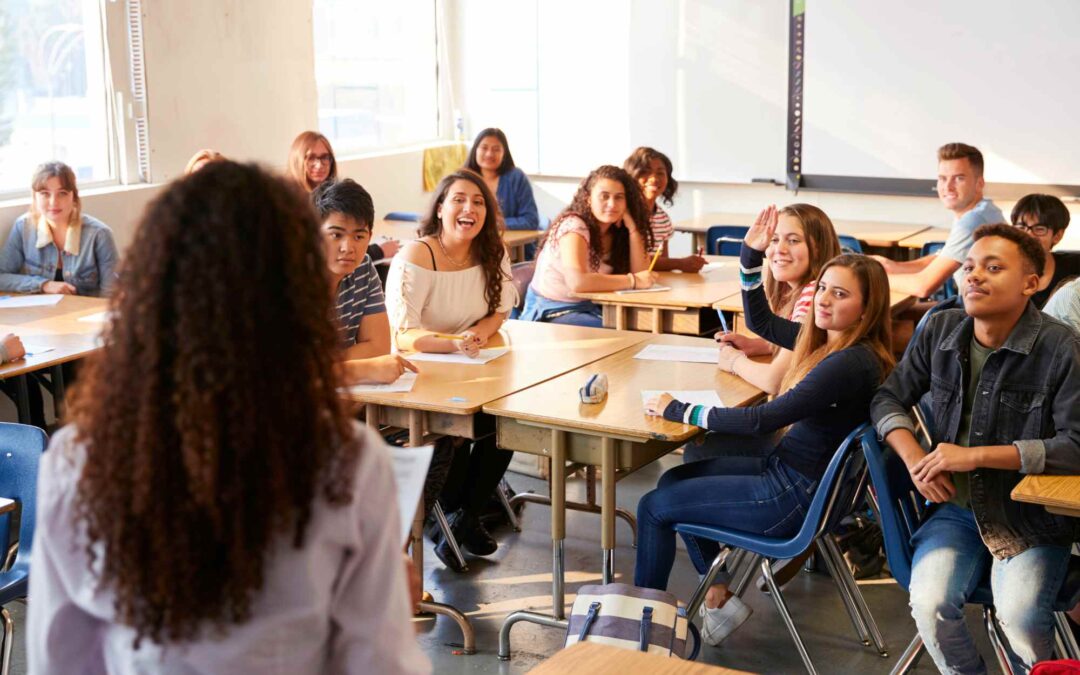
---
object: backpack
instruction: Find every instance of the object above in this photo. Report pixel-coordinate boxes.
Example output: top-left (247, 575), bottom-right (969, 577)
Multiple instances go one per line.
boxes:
top-left (564, 583), bottom-right (700, 659)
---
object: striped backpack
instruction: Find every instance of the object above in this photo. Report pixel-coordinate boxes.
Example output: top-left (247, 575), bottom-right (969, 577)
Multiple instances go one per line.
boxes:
top-left (564, 583), bottom-right (700, 659)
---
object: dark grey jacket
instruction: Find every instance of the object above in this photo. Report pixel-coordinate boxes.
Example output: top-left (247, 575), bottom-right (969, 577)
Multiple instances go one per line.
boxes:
top-left (871, 303), bottom-right (1080, 558)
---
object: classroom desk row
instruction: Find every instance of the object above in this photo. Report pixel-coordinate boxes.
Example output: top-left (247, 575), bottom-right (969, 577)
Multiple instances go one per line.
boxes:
top-left (375, 218), bottom-right (543, 263)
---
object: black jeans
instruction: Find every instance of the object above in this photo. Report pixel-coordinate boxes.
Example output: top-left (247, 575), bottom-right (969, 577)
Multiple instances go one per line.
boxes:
top-left (439, 434), bottom-right (512, 516)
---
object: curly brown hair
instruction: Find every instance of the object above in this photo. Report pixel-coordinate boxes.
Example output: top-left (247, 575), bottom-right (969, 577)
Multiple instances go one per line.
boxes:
top-left (67, 161), bottom-right (358, 647)
top-left (419, 169), bottom-right (509, 315)
top-left (545, 165), bottom-right (653, 274)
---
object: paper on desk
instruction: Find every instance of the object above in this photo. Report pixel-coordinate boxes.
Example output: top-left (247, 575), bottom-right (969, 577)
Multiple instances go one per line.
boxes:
top-left (76, 311), bottom-right (110, 323)
top-left (633, 343), bottom-right (717, 364)
top-left (342, 371), bottom-right (417, 394)
top-left (615, 285), bottom-right (672, 295)
top-left (405, 347), bottom-right (508, 365)
top-left (391, 444), bottom-right (434, 545)
top-left (22, 343), bottom-right (55, 357)
top-left (642, 390), bottom-right (724, 408)
top-left (0, 294), bottom-right (64, 309)
top-left (700, 262), bottom-right (729, 273)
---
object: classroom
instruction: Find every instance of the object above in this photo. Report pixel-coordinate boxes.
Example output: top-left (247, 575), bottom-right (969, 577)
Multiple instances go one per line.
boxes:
top-left (0, 1), bottom-right (1078, 673)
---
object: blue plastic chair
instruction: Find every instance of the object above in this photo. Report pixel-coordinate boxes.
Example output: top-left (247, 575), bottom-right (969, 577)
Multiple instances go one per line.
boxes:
top-left (674, 424), bottom-right (886, 673)
top-left (838, 235), bottom-right (864, 254)
top-left (384, 211), bottom-right (421, 222)
top-left (920, 241), bottom-right (958, 301)
top-left (705, 226), bottom-right (749, 256)
top-left (859, 429), bottom-right (1080, 673)
top-left (0, 423), bottom-right (47, 674)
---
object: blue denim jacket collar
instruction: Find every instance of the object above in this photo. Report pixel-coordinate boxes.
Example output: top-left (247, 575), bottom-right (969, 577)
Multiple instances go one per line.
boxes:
top-left (936, 300), bottom-right (1042, 357)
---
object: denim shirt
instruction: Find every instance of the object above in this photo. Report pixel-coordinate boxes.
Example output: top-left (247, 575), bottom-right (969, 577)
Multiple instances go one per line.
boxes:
top-left (0, 214), bottom-right (118, 296)
top-left (871, 303), bottom-right (1080, 558)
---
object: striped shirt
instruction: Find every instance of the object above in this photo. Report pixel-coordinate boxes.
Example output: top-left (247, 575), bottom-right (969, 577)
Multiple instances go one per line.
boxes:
top-left (790, 282), bottom-right (815, 322)
top-left (648, 205), bottom-right (674, 253)
top-left (739, 246), bottom-right (815, 322)
top-left (335, 256), bottom-right (386, 347)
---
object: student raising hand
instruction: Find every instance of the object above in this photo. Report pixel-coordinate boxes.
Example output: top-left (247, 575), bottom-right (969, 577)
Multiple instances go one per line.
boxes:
top-left (745, 204), bottom-right (779, 251)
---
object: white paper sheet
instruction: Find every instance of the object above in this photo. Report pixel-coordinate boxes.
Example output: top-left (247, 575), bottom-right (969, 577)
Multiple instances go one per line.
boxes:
top-left (342, 371), bottom-right (418, 394)
top-left (633, 344), bottom-right (717, 364)
top-left (642, 390), bottom-right (725, 408)
top-left (22, 343), bottom-right (55, 358)
top-left (76, 311), bottom-right (110, 323)
top-left (391, 445), bottom-right (435, 545)
top-left (0, 294), bottom-right (64, 309)
top-left (405, 347), bottom-right (508, 365)
top-left (614, 285), bottom-right (672, 295)
top-left (700, 262), bottom-right (730, 273)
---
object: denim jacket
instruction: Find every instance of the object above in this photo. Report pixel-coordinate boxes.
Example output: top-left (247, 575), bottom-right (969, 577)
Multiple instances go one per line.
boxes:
top-left (0, 214), bottom-right (118, 296)
top-left (871, 303), bottom-right (1080, 558)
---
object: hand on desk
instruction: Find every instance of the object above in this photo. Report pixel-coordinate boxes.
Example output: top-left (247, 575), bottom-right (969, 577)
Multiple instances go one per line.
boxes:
top-left (345, 354), bottom-right (418, 384)
top-left (632, 270), bottom-right (658, 289)
top-left (42, 281), bottom-right (76, 294)
top-left (644, 393), bottom-right (674, 417)
top-left (1, 334), bottom-right (25, 362)
top-left (456, 331), bottom-right (483, 358)
top-left (717, 344), bottom-right (746, 373)
top-left (676, 255), bottom-right (706, 273)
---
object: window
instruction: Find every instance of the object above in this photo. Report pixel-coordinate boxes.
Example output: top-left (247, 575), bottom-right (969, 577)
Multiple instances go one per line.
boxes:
top-left (313, 0), bottom-right (439, 154)
top-left (0, 0), bottom-right (115, 195)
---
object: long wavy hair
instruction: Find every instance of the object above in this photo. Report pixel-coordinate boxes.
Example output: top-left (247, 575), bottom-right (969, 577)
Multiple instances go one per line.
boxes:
top-left (544, 165), bottom-right (653, 274)
top-left (464, 128), bottom-right (515, 176)
top-left (766, 204), bottom-right (842, 319)
top-left (780, 254), bottom-right (895, 395)
top-left (623, 146), bottom-right (678, 206)
top-left (29, 161), bottom-right (81, 228)
top-left (67, 161), bottom-right (357, 646)
top-left (419, 169), bottom-right (509, 314)
top-left (286, 130), bottom-right (338, 192)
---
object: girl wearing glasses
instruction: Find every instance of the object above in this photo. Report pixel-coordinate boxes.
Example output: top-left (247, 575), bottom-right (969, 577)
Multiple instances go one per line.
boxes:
top-left (1010, 194), bottom-right (1080, 308)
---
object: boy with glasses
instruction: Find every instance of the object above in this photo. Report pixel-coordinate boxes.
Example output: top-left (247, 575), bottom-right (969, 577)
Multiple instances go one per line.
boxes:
top-left (1010, 193), bottom-right (1080, 309)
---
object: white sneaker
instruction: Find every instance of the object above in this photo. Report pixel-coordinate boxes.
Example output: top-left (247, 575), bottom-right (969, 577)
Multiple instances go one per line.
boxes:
top-left (699, 595), bottom-right (752, 646)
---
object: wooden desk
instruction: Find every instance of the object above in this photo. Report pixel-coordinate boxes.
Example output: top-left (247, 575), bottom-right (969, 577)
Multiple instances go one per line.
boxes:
top-left (486, 333), bottom-right (764, 659)
top-left (529, 641), bottom-right (751, 674)
top-left (342, 320), bottom-right (649, 654)
top-left (574, 257), bottom-right (740, 335)
top-left (0, 498), bottom-right (14, 515)
top-left (1011, 475), bottom-right (1080, 518)
top-left (375, 219), bottom-right (542, 262)
top-left (899, 226), bottom-right (950, 251)
top-left (0, 295), bottom-right (109, 422)
top-left (673, 212), bottom-right (930, 251)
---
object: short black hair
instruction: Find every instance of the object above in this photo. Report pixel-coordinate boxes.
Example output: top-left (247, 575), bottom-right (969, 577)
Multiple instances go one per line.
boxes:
top-left (311, 178), bottom-right (374, 230)
top-left (973, 223), bottom-right (1046, 277)
top-left (1010, 193), bottom-right (1071, 234)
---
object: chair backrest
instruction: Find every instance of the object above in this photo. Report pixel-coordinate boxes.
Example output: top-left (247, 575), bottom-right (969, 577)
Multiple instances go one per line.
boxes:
top-left (859, 428), bottom-right (925, 590)
top-left (705, 226), bottom-right (749, 256)
top-left (0, 423), bottom-right (48, 564)
top-left (385, 211), bottom-right (421, 222)
top-left (510, 261), bottom-right (535, 312)
top-left (838, 235), bottom-right (864, 254)
top-left (919, 240), bottom-right (958, 300)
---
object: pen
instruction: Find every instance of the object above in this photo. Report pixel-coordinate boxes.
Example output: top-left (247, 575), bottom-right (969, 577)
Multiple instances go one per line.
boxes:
top-left (646, 247), bottom-right (663, 273)
top-left (697, 246), bottom-right (704, 257)
top-left (432, 333), bottom-right (466, 340)
top-left (716, 309), bottom-right (730, 335)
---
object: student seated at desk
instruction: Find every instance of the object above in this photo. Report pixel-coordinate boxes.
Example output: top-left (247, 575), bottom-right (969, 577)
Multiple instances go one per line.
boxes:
top-left (465, 128), bottom-right (539, 232)
top-left (520, 165), bottom-right (657, 327)
top-left (871, 224), bottom-right (1080, 674)
top-left (1010, 193), bottom-right (1080, 309)
top-left (714, 203), bottom-right (842, 394)
top-left (639, 254), bottom-right (894, 646)
top-left (385, 169), bottom-right (517, 572)
top-left (27, 161), bottom-right (429, 674)
top-left (623, 147), bottom-right (706, 273)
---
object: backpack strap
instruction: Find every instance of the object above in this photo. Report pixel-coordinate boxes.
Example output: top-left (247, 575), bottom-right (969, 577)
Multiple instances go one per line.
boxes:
top-left (639, 606), bottom-right (653, 651)
top-left (578, 601), bottom-right (602, 641)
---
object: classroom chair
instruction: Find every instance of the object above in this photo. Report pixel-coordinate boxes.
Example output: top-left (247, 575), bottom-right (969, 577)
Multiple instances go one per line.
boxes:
top-left (674, 424), bottom-right (887, 674)
top-left (839, 235), bottom-right (864, 254)
top-left (508, 261), bottom-right (535, 320)
top-left (920, 241), bottom-right (958, 301)
top-left (705, 226), bottom-right (749, 256)
top-left (384, 211), bottom-right (421, 222)
top-left (0, 423), bottom-right (48, 675)
top-left (860, 429), bottom-right (1080, 675)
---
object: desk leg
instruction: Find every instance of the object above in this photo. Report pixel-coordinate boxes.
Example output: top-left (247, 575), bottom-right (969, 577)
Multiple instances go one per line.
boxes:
top-left (601, 436), bottom-right (616, 584)
top-left (14, 376), bottom-right (30, 425)
top-left (51, 364), bottom-right (66, 421)
top-left (651, 307), bottom-right (662, 334)
top-left (614, 306), bottom-right (626, 331)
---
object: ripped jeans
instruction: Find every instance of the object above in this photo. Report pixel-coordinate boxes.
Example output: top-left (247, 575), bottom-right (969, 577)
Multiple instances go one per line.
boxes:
top-left (634, 452), bottom-right (816, 590)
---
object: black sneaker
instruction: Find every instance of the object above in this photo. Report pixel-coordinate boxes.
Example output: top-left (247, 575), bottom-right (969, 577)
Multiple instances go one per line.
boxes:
top-left (461, 513), bottom-right (498, 557)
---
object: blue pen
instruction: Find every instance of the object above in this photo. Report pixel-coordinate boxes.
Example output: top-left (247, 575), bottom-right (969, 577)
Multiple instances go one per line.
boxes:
top-left (716, 309), bottom-right (730, 335)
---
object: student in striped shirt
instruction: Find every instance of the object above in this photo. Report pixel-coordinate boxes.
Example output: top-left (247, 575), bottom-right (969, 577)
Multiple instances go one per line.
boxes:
top-left (312, 179), bottom-right (416, 385)
top-left (623, 147), bottom-right (705, 272)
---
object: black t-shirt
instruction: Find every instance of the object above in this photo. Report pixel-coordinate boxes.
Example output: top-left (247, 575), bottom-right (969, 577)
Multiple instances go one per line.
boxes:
top-left (1033, 250), bottom-right (1080, 309)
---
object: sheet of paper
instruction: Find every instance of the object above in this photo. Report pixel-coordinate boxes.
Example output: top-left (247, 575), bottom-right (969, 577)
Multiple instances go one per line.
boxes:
top-left (77, 311), bottom-right (110, 323)
top-left (614, 285), bottom-right (672, 295)
top-left (341, 371), bottom-right (417, 394)
top-left (700, 262), bottom-right (730, 273)
top-left (0, 294), bottom-right (64, 309)
top-left (642, 390), bottom-right (724, 408)
top-left (22, 343), bottom-right (55, 358)
top-left (633, 343), bottom-right (717, 364)
top-left (391, 444), bottom-right (434, 545)
top-left (405, 347), bottom-right (508, 365)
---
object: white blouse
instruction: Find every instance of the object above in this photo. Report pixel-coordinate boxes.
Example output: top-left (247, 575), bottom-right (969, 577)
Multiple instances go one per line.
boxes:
top-left (27, 423), bottom-right (430, 675)
top-left (385, 253), bottom-right (516, 348)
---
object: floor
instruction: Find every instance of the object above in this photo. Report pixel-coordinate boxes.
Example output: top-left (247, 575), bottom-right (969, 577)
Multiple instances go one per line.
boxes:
top-left (4, 453), bottom-right (1007, 674)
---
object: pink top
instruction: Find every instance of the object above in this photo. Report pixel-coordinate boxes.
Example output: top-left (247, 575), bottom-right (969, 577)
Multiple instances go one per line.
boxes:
top-left (530, 215), bottom-right (613, 303)
top-left (790, 281), bottom-right (816, 322)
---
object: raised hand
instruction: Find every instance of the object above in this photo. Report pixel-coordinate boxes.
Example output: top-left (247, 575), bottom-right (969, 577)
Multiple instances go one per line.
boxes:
top-left (745, 205), bottom-right (778, 252)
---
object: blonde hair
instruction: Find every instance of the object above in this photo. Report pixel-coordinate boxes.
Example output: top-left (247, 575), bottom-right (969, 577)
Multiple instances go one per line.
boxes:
top-left (29, 162), bottom-right (81, 228)
top-left (184, 149), bottom-right (225, 175)
top-left (765, 203), bottom-right (842, 319)
top-left (286, 131), bottom-right (337, 193)
top-left (780, 254), bottom-right (895, 395)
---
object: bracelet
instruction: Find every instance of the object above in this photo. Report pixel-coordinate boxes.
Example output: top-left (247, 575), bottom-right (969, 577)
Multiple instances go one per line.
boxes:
top-left (628, 273), bottom-right (636, 289)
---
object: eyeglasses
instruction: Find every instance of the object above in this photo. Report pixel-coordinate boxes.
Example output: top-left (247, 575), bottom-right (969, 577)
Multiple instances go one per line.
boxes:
top-left (1012, 222), bottom-right (1051, 237)
top-left (305, 153), bottom-right (332, 167)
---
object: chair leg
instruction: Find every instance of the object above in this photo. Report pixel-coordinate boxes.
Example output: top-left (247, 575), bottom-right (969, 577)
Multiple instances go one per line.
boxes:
top-left (684, 548), bottom-right (732, 622)
top-left (496, 478), bottom-right (521, 532)
top-left (760, 558), bottom-right (818, 675)
top-left (983, 606), bottom-right (1015, 675)
top-left (730, 552), bottom-right (762, 598)
top-left (889, 634), bottom-right (925, 675)
top-left (431, 502), bottom-right (468, 570)
top-left (1054, 611), bottom-right (1080, 660)
top-left (815, 539), bottom-right (871, 646)
top-left (1, 606), bottom-right (13, 675)
top-left (819, 536), bottom-right (889, 656)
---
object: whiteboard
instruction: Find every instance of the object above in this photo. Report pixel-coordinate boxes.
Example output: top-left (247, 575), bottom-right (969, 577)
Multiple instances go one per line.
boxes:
top-left (802, 0), bottom-right (1080, 186)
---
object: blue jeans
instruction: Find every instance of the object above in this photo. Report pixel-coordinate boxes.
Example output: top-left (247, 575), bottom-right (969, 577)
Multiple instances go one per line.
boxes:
top-left (519, 286), bottom-right (603, 327)
top-left (634, 453), bottom-right (816, 590)
top-left (682, 430), bottom-right (778, 464)
top-left (908, 504), bottom-right (1071, 675)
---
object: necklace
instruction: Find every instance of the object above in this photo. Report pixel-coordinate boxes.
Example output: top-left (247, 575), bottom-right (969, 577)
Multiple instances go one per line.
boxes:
top-left (436, 235), bottom-right (471, 268)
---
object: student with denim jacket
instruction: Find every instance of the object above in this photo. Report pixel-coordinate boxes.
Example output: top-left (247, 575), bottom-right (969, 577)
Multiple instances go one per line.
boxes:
top-left (0, 162), bottom-right (118, 297)
top-left (872, 224), bottom-right (1080, 674)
